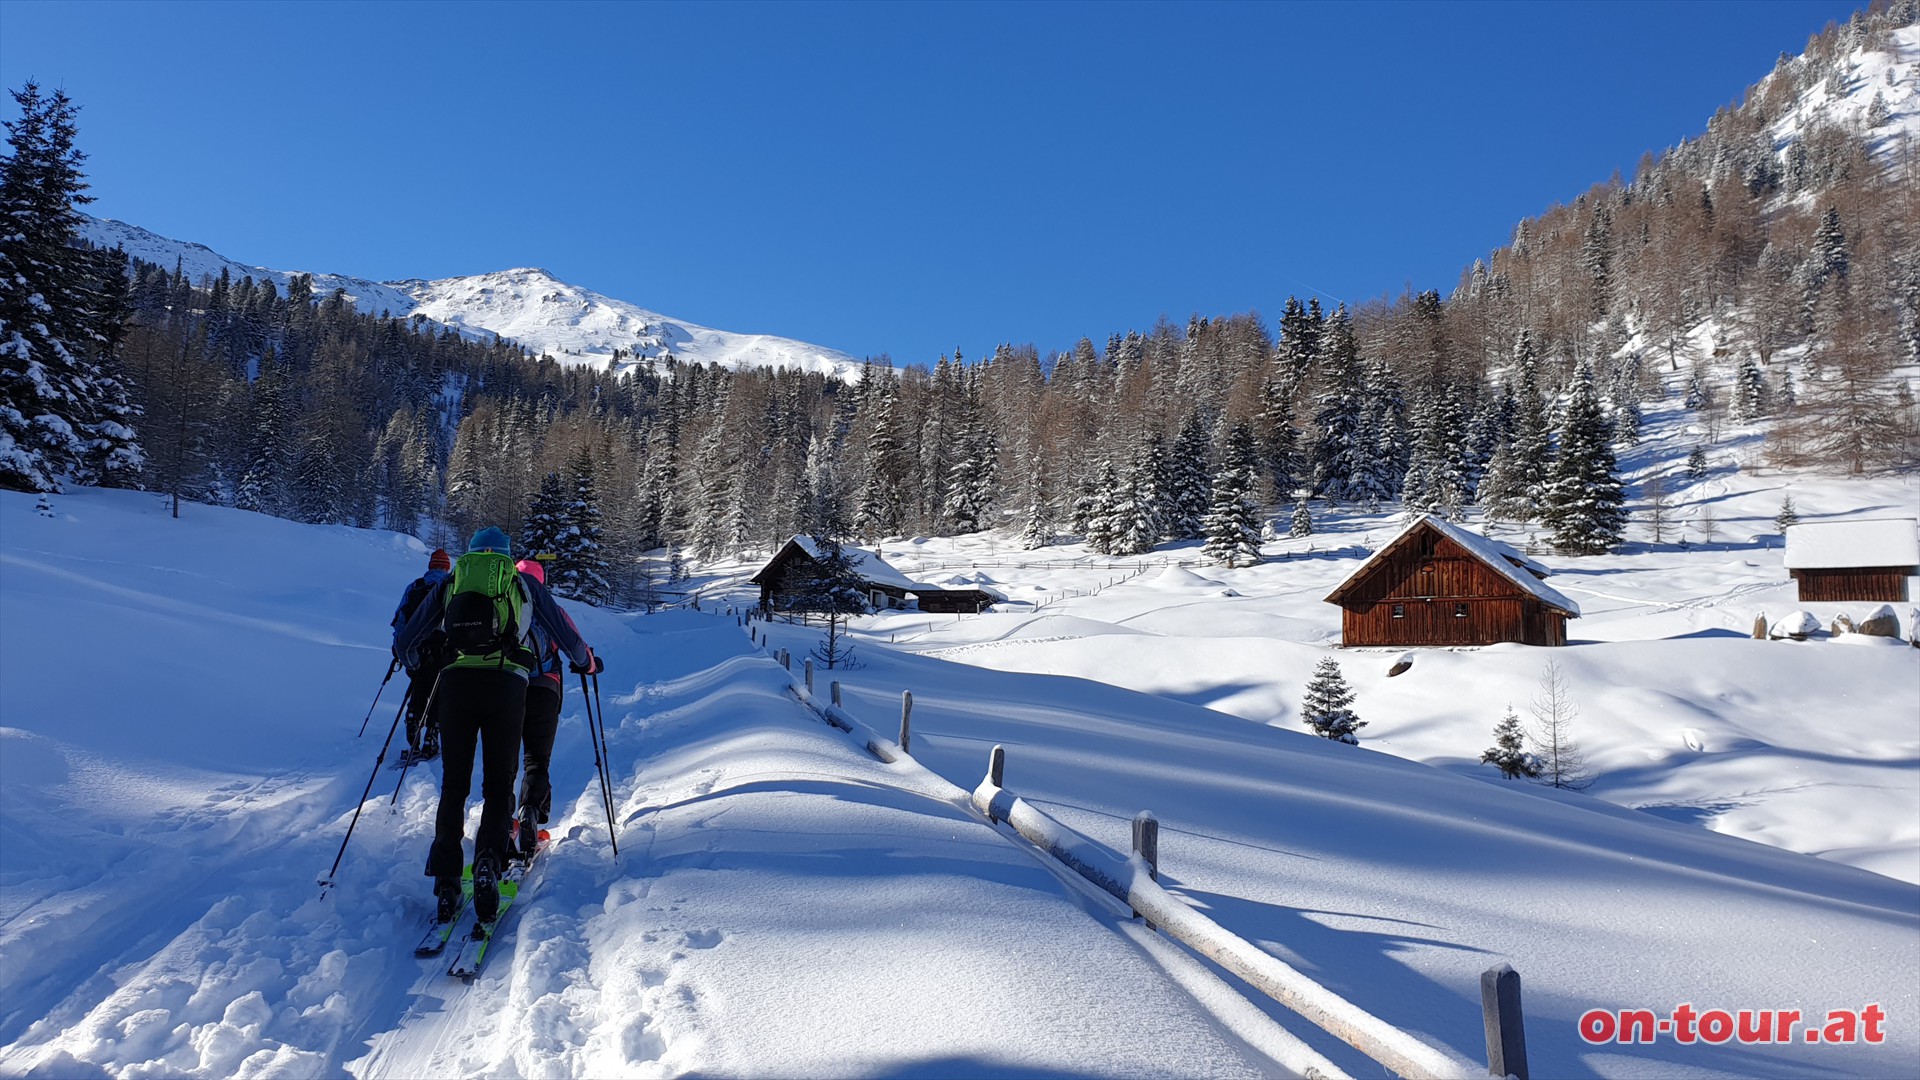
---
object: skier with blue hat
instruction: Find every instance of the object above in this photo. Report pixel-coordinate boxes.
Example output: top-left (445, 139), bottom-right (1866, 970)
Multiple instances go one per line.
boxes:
top-left (393, 525), bottom-right (595, 928)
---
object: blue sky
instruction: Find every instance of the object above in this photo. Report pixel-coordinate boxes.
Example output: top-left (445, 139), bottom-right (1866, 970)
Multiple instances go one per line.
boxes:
top-left (1, 0), bottom-right (1867, 366)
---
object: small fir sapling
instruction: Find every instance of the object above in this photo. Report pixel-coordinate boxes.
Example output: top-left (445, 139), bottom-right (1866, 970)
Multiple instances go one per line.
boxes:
top-left (1481, 706), bottom-right (1542, 780)
top-left (1774, 494), bottom-right (1800, 533)
top-left (1301, 656), bottom-right (1365, 744)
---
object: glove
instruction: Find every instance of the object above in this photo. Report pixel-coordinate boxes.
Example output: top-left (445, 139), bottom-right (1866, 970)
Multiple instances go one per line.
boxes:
top-left (571, 651), bottom-right (603, 676)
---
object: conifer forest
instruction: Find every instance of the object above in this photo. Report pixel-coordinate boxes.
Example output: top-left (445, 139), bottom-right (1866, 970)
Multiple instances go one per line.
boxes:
top-left (5, 6), bottom-right (1918, 609)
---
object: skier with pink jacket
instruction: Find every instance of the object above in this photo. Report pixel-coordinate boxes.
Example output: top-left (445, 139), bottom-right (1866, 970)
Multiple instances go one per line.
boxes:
top-left (513, 557), bottom-right (597, 857)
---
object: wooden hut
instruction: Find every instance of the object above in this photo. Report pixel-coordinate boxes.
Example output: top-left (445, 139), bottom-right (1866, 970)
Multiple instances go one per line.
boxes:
top-left (750, 537), bottom-right (920, 613)
top-left (909, 586), bottom-right (1005, 614)
top-left (1783, 518), bottom-right (1919, 602)
top-left (1324, 515), bottom-right (1580, 647)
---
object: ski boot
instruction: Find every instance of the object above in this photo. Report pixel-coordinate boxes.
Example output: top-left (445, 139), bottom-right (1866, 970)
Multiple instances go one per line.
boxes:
top-left (512, 810), bottom-right (539, 861)
top-left (473, 854), bottom-right (501, 923)
top-left (434, 877), bottom-right (462, 924)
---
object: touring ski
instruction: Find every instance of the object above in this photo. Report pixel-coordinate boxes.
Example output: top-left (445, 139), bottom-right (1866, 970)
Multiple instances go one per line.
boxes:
top-left (413, 864), bottom-right (473, 957)
top-left (445, 830), bottom-right (550, 980)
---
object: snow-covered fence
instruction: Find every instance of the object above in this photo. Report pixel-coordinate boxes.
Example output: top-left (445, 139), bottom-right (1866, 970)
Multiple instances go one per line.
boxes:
top-left (763, 644), bottom-right (1522, 1079)
top-left (971, 743), bottom-right (1511, 1080)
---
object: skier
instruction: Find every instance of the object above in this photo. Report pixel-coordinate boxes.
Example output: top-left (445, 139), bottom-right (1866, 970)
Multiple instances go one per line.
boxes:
top-left (513, 557), bottom-right (599, 858)
top-left (393, 527), bottom-right (595, 925)
top-left (389, 549), bottom-right (451, 760)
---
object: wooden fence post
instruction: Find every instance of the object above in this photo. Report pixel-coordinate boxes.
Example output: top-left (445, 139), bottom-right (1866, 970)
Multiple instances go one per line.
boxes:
top-left (988, 743), bottom-right (1004, 788)
top-left (780, 649), bottom-right (790, 670)
top-left (805, 658), bottom-right (814, 695)
top-left (831, 680), bottom-right (842, 707)
top-left (1481, 963), bottom-right (1529, 1080)
top-left (1131, 810), bottom-right (1159, 924)
top-left (1132, 811), bottom-right (1159, 882)
top-left (899, 690), bottom-right (913, 754)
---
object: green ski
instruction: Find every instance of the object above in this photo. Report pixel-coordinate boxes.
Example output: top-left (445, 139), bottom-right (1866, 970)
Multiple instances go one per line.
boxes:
top-left (413, 864), bottom-right (473, 957)
top-left (446, 832), bottom-right (549, 980)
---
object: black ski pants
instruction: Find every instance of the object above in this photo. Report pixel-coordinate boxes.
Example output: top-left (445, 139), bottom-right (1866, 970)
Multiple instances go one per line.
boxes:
top-left (403, 658), bottom-right (445, 748)
top-left (427, 667), bottom-right (526, 882)
top-left (519, 681), bottom-right (563, 826)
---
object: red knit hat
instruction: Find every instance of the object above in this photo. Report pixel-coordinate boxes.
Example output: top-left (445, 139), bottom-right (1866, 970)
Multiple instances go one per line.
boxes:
top-left (516, 557), bottom-right (546, 584)
top-left (428, 549), bottom-right (452, 571)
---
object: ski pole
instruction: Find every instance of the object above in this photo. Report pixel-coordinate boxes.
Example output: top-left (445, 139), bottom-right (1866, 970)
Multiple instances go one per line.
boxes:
top-left (389, 670), bottom-right (443, 809)
top-left (358, 658), bottom-right (400, 737)
top-left (579, 670), bottom-right (611, 848)
top-left (592, 671), bottom-right (617, 855)
top-left (321, 681), bottom-right (407, 896)
top-left (580, 671), bottom-right (618, 856)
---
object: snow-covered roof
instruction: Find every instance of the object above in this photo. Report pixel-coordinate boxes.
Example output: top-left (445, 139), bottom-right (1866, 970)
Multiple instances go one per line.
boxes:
top-left (1325, 514), bottom-right (1581, 616)
top-left (910, 582), bottom-right (1009, 603)
top-left (785, 535), bottom-right (921, 591)
top-left (1783, 518), bottom-right (1920, 570)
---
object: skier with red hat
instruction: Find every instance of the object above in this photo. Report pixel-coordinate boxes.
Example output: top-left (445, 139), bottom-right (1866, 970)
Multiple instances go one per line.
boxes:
top-left (512, 556), bottom-right (598, 858)
top-left (389, 549), bottom-right (453, 761)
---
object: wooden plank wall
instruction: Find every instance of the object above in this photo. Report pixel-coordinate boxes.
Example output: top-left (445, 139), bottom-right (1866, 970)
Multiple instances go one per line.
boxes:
top-left (1791, 568), bottom-right (1912, 603)
top-left (1338, 530), bottom-right (1566, 647)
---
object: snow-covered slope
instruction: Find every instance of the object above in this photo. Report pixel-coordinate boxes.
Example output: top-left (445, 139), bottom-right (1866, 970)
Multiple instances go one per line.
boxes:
top-left (395, 267), bottom-right (866, 379)
top-left (1767, 21), bottom-right (1920, 162)
top-left (2, 487), bottom-right (1915, 1078)
top-left (75, 216), bottom-right (867, 380)
top-left (79, 216), bottom-right (420, 317)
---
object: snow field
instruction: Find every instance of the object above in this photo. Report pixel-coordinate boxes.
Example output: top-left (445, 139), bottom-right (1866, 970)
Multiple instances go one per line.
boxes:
top-left (2, 490), bottom-right (1305, 1077)
top-left (747, 612), bottom-right (1918, 1078)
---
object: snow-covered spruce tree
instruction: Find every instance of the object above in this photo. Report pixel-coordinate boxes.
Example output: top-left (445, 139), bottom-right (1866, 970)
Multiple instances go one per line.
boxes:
top-left (233, 349), bottom-right (291, 515)
top-left (1481, 706), bottom-right (1541, 780)
top-left (1300, 656), bottom-right (1365, 744)
top-left (1310, 306), bottom-right (1365, 502)
top-left (1, 82), bottom-right (142, 492)
top-left (1686, 444), bottom-right (1709, 479)
top-left (1530, 661), bottom-right (1591, 790)
top-left (1684, 366), bottom-right (1709, 411)
top-left (1774, 493), bottom-right (1800, 533)
top-left (1541, 363), bottom-right (1626, 555)
top-left (1289, 499), bottom-right (1313, 538)
top-left (522, 470), bottom-right (568, 561)
top-left (1484, 335), bottom-right (1551, 522)
top-left (942, 425), bottom-right (987, 533)
top-left (1106, 445), bottom-right (1160, 557)
top-left (1202, 423), bottom-right (1262, 567)
top-left (1166, 410), bottom-right (1212, 539)
top-left (557, 446), bottom-right (610, 605)
top-left (797, 535), bottom-right (870, 669)
top-left (1255, 367), bottom-right (1300, 504)
top-left (1018, 459), bottom-right (1051, 549)
top-left (1732, 356), bottom-right (1768, 423)
top-left (1080, 461), bottom-right (1120, 554)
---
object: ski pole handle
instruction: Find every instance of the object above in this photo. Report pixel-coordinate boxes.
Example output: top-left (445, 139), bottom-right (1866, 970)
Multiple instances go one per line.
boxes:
top-left (358, 658), bottom-right (400, 737)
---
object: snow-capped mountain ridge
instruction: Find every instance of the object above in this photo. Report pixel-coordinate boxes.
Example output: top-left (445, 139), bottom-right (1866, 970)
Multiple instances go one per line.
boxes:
top-left (76, 216), bottom-right (867, 381)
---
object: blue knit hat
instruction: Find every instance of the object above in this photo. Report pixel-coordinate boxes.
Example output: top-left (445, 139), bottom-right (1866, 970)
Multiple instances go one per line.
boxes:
top-left (469, 526), bottom-right (512, 556)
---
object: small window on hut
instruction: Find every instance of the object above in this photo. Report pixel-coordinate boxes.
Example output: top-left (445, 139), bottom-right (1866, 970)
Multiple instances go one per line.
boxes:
top-left (1391, 604), bottom-right (1406, 619)
top-left (1454, 603), bottom-right (1469, 618)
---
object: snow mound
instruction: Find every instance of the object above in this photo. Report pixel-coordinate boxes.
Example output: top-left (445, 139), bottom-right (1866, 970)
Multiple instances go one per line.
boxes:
top-left (1146, 567), bottom-right (1225, 589)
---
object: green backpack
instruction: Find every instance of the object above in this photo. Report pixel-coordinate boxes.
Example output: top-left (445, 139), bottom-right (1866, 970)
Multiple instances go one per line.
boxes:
top-left (442, 551), bottom-right (536, 672)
